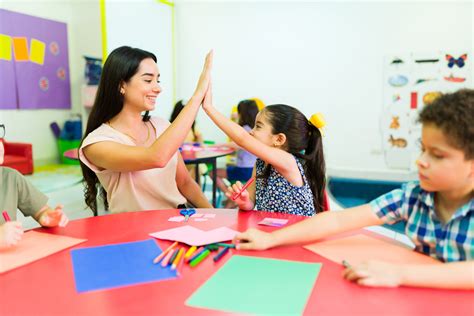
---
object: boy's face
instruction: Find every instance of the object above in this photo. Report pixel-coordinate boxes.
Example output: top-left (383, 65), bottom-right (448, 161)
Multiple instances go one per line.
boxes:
top-left (417, 124), bottom-right (473, 192)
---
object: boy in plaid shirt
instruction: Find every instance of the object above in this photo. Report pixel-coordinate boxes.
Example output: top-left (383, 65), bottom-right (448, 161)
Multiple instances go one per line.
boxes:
top-left (235, 89), bottom-right (473, 289)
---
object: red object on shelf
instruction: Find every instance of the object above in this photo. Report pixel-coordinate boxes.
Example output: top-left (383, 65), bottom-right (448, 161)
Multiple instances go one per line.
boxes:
top-left (0, 138), bottom-right (34, 174)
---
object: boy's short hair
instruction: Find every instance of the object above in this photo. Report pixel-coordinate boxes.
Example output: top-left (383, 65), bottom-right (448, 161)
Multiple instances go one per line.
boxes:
top-left (418, 89), bottom-right (474, 159)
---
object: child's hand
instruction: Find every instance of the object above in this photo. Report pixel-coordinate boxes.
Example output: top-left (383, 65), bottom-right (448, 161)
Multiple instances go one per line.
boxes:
top-left (234, 228), bottom-right (274, 251)
top-left (38, 205), bottom-right (69, 228)
top-left (193, 50), bottom-right (213, 100)
top-left (225, 181), bottom-right (252, 210)
top-left (342, 260), bottom-right (402, 287)
top-left (0, 221), bottom-right (23, 247)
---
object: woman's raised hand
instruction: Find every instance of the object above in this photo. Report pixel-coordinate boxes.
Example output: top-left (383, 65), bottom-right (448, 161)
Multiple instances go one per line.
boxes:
top-left (192, 50), bottom-right (213, 102)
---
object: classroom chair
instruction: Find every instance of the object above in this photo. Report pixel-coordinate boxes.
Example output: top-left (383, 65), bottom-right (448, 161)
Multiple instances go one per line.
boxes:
top-left (0, 138), bottom-right (34, 175)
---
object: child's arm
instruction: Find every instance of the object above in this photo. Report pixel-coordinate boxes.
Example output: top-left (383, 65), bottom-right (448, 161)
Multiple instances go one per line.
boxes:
top-left (34, 205), bottom-right (69, 227)
top-left (202, 84), bottom-right (299, 182)
top-left (235, 204), bottom-right (384, 250)
top-left (0, 222), bottom-right (23, 247)
top-left (343, 259), bottom-right (474, 289)
top-left (175, 154), bottom-right (213, 208)
top-left (83, 51), bottom-right (213, 172)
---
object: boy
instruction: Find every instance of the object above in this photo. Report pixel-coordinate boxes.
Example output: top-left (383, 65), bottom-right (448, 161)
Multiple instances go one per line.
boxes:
top-left (235, 89), bottom-right (474, 289)
top-left (0, 139), bottom-right (69, 247)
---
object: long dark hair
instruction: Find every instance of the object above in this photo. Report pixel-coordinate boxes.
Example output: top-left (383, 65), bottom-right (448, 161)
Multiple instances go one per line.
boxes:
top-left (237, 99), bottom-right (259, 128)
top-left (170, 100), bottom-right (196, 136)
top-left (262, 104), bottom-right (326, 213)
top-left (79, 46), bottom-right (157, 214)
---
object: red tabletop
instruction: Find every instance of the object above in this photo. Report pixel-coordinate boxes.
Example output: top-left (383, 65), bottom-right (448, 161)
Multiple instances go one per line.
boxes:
top-left (0, 209), bottom-right (472, 316)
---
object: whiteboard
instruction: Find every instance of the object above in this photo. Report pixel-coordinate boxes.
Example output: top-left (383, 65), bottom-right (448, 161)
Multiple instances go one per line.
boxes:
top-left (104, 0), bottom-right (174, 120)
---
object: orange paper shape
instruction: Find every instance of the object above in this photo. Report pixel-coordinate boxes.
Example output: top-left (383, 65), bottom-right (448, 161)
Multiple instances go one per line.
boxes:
top-left (30, 38), bottom-right (46, 65)
top-left (0, 231), bottom-right (86, 274)
top-left (12, 37), bottom-right (29, 61)
top-left (304, 234), bottom-right (440, 266)
top-left (0, 34), bottom-right (12, 60)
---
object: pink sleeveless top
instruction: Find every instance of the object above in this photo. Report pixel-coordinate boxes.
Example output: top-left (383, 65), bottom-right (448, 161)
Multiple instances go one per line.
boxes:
top-left (79, 117), bottom-right (186, 213)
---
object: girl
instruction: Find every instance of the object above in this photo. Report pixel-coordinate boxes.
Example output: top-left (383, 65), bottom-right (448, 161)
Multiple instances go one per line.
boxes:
top-left (202, 84), bottom-right (326, 215)
top-left (79, 46), bottom-right (213, 214)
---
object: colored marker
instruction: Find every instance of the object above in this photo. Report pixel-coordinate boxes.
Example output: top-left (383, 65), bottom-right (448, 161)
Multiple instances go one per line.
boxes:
top-left (187, 246), bottom-right (205, 263)
top-left (153, 241), bottom-right (178, 264)
top-left (177, 248), bottom-right (186, 274)
top-left (168, 248), bottom-right (180, 266)
top-left (231, 177), bottom-right (255, 201)
top-left (184, 246), bottom-right (197, 259)
top-left (171, 247), bottom-right (185, 270)
top-left (342, 260), bottom-right (351, 268)
top-left (2, 210), bottom-right (11, 222)
top-left (189, 249), bottom-right (211, 267)
top-left (215, 243), bottom-right (236, 248)
top-left (161, 248), bottom-right (176, 267)
top-left (213, 246), bottom-right (230, 262)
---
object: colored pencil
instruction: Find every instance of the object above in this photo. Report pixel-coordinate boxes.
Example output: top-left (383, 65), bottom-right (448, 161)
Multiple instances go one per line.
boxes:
top-left (189, 249), bottom-right (211, 267)
top-left (153, 241), bottom-right (178, 264)
top-left (2, 210), bottom-right (11, 222)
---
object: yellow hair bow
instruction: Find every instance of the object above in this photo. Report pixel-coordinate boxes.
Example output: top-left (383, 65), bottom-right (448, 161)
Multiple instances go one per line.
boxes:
top-left (309, 113), bottom-right (326, 136)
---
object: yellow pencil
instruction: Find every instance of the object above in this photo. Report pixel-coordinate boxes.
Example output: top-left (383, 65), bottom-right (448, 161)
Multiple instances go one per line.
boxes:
top-left (153, 241), bottom-right (178, 264)
top-left (171, 247), bottom-right (185, 270)
top-left (184, 245), bottom-right (197, 259)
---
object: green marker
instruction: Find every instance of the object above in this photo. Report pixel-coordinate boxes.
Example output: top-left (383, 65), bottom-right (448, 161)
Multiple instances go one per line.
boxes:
top-left (189, 249), bottom-right (211, 267)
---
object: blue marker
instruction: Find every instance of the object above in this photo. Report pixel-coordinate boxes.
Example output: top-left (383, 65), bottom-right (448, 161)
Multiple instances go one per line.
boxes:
top-left (213, 246), bottom-right (230, 262)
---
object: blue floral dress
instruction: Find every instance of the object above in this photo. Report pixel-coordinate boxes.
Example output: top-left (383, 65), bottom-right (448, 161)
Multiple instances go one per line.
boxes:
top-left (255, 156), bottom-right (315, 216)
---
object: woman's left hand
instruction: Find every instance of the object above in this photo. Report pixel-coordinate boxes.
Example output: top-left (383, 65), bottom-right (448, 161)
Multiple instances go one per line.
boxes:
top-left (202, 80), bottom-right (213, 112)
top-left (342, 260), bottom-right (402, 287)
top-left (38, 205), bottom-right (69, 227)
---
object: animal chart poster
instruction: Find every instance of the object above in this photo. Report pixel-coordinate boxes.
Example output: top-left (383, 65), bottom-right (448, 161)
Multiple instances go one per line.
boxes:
top-left (0, 9), bottom-right (71, 109)
top-left (382, 51), bottom-right (471, 170)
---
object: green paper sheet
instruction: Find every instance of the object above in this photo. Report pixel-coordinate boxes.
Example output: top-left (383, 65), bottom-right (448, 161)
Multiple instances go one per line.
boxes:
top-left (186, 255), bottom-right (322, 315)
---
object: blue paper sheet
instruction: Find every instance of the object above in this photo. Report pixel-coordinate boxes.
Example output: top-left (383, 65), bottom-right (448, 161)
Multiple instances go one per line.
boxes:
top-left (71, 239), bottom-right (177, 293)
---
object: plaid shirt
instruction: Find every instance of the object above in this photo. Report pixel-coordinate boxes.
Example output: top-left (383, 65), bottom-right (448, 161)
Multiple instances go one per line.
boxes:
top-left (370, 181), bottom-right (473, 262)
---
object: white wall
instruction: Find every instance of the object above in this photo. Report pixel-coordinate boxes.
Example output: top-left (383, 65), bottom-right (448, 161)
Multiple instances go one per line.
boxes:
top-left (175, 1), bottom-right (473, 176)
top-left (0, 0), bottom-right (102, 165)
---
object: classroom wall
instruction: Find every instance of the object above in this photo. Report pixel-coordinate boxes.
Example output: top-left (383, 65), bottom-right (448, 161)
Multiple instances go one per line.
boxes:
top-left (0, 0), bottom-right (102, 165)
top-left (175, 1), bottom-right (473, 178)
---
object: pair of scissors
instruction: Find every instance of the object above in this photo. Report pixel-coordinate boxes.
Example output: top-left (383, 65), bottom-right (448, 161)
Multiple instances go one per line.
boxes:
top-left (179, 208), bottom-right (196, 222)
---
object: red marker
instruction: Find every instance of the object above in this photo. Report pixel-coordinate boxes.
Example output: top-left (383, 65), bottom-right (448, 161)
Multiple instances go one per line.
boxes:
top-left (2, 210), bottom-right (11, 222)
top-left (231, 177), bottom-right (255, 201)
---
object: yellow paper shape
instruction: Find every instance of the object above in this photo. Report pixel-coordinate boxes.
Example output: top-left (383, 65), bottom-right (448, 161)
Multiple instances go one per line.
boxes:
top-left (0, 231), bottom-right (86, 274)
top-left (304, 233), bottom-right (441, 266)
top-left (0, 34), bottom-right (12, 61)
top-left (30, 38), bottom-right (46, 65)
top-left (12, 37), bottom-right (29, 61)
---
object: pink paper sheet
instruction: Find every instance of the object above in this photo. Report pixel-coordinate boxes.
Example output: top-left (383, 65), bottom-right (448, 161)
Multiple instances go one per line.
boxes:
top-left (0, 231), bottom-right (86, 273)
top-left (304, 234), bottom-right (440, 266)
top-left (149, 226), bottom-right (239, 246)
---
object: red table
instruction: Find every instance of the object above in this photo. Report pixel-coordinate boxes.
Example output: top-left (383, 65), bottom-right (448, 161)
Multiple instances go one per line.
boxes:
top-left (63, 148), bottom-right (78, 160)
top-left (0, 209), bottom-right (472, 316)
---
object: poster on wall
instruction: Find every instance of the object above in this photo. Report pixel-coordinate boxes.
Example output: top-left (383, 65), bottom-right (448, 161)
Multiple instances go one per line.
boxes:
top-left (382, 51), bottom-right (471, 170)
top-left (0, 9), bottom-right (71, 110)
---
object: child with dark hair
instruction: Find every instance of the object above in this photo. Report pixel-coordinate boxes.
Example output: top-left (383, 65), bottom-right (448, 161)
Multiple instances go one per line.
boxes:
top-left (203, 84), bottom-right (326, 215)
top-left (235, 89), bottom-right (474, 290)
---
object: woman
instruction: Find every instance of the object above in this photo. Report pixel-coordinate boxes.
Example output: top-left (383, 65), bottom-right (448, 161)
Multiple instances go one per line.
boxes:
top-left (79, 46), bottom-right (213, 214)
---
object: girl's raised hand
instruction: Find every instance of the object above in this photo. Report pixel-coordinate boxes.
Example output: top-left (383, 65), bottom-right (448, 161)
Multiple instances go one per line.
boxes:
top-left (192, 50), bottom-right (213, 101)
top-left (202, 80), bottom-right (214, 112)
top-left (38, 205), bottom-right (69, 228)
top-left (0, 221), bottom-right (23, 247)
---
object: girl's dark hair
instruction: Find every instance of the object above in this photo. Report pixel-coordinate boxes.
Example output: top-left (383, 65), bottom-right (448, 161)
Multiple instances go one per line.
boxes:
top-left (170, 100), bottom-right (196, 135)
top-left (79, 46), bottom-right (157, 214)
top-left (237, 99), bottom-right (259, 128)
top-left (418, 89), bottom-right (474, 159)
top-left (262, 104), bottom-right (326, 213)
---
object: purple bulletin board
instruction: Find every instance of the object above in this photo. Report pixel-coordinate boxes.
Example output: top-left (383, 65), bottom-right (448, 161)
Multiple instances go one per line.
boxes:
top-left (0, 9), bottom-right (71, 109)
